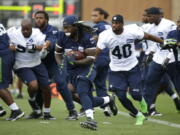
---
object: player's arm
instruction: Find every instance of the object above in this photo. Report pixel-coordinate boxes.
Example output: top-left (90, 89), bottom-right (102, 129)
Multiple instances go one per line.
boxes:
top-left (55, 44), bottom-right (64, 66)
top-left (143, 32), bottom-right (164, 44)
top-left (73, 49), bottom-right (95, 65)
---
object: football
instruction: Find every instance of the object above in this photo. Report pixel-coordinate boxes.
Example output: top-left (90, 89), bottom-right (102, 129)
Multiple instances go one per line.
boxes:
top-left (66, 50), bottom-right (86, 60)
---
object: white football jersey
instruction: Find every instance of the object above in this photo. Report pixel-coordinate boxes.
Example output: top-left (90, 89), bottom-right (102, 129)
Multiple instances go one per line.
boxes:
top-left (151, 18), bottom-right (177, 65)
top-left (141, 23), bottom-right (158, 55)
top-left (97, 24), bottom-right (144, 71)
top-left (7, 26), bottom-right (46, 69)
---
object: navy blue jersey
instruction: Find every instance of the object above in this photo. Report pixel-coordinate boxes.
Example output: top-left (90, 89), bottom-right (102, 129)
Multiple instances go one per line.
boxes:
top-left (57, 31), bottom-right (96, 71)
top-left (167, 29), bottom-right (180, 41)
top-left (0, 24), bottom-right (11, 55)
top-left (93, 21), bottom-right (111, 63)
top-left (93, 21), bottom-right (111, 35)
top-left (40, 24), bottom-right (58, 65)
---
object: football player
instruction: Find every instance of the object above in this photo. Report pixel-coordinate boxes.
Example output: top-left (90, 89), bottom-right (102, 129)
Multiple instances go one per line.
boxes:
top-left (91, 8), bottom-right (112, 116)
top-left (95, 14), bottom-right (163, 125)
top-left (55, 15), bottom-right (118, 130)
top-left (0, 23), bottom-right (24, 121)
top-left (29, 10), bottom-right (78, 120)
top-left (143, 7), bottom-right (180, 115)
top-left (8, 19), bottom-right (53, 120)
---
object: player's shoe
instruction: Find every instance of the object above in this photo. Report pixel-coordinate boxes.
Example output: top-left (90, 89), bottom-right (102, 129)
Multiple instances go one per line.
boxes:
top-left (139, 98), bottom-right (148, 113)
top-left (6, 109), bottom-right (24, 121)
top-left (0, 106), bottom-right (6, 117)
top-left (25, 111), bottom-right (42, 119)
top-left (16, 94), bottom-right (23, 99)
top-left (135, 113), bottom-right (146, 125)
top-left (174, 98), bottom-right (180, 111)
top-left (65, 109), bottom-right (78, 120)
top-left (43, 113), bottom-right (56, 120)
top-left (150, 110), bottom-right (162, 116)
top-left (80, 117), bottom-right (97, 130)
top-left (103, 106), bottom-right (112, 117)
top-left (78, 108), bottom-right (86, 118)
top-left (108, 94), bottom-right (118, 116)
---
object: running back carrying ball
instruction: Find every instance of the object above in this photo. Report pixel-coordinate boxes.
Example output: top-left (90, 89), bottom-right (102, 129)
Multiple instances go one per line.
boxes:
top-left (66, 50), bottom-right (86, 60)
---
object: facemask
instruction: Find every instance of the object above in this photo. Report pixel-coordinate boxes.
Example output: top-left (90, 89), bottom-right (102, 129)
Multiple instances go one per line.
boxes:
top-left (65, 32), bottom-right (71, 37)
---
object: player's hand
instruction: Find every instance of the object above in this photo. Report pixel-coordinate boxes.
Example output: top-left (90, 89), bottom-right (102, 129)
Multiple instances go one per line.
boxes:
top-left (9, 44), bottom-right (16, 51)
top-left (58, 63), bottom-right (67, 76)
top-left (15, 45), bottom-right (26, 52)
top-left (27, 44), bottom-right (36, 53)
top-left (162, 38), bottom-right (177, 49)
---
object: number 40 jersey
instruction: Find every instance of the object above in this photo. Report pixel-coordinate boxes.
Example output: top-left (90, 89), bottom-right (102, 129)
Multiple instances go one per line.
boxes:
top-left (97, 24), bottom-right (144, 71)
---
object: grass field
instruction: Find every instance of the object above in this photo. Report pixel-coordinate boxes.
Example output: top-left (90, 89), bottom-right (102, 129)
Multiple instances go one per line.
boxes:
top-left (0, 92), bottom-right (180, 135)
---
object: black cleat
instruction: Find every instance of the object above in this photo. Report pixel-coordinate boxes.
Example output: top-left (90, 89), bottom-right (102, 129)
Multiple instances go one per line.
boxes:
top-left (108, 95), bottom-right (118, 116)
top-left (65, 109), bottom-right (78, 120)
top-left (174, 99), bottom-right (180, 111)
top-left (6, 109), bottom-right (24, 121)
top-left (80, 117), bottom-right (97, 130)
top-left (103, 106), bottom-right (112, 117)
top-left (43, 113), bottom-right (56, 120)
top-left (0, 107), bottom-right (6, 117)
top-left (25, 111), bottom-right (42, 119)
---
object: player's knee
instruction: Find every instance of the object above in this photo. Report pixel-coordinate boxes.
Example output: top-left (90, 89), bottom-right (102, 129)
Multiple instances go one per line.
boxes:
top-left (115, 90), bottom-right (127, 102)
top-left (28, 80), bottom-right (38, 91)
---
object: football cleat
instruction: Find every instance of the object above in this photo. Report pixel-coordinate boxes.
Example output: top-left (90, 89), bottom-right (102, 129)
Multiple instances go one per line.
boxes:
top-left (80, 117), bottom-right (97, 130)
top-left (108, 94), bottom-right (118, 116)
top-left (103, 106), bottom-right (112, 117)
top-left (0, 107), bottom-right (6, 117)
top-left (43, 113), bottom-right (56, 120)
top-left (6, 109), bottom-right (24, 121)
top-left (135, 113), bottom-right (146, 125)
top-left (25, 111), bottom-right (42, 119)
top-left (65, 109), bottom-right (78, 120)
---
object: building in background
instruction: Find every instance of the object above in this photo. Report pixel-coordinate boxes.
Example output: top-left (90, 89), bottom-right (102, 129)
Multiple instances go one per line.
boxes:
top-left (0, 0), bottom-right (179, 28)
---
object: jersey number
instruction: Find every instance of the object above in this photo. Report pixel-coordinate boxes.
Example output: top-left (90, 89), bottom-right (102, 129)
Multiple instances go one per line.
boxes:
top-left (112, 44), bottom-right (132, 59)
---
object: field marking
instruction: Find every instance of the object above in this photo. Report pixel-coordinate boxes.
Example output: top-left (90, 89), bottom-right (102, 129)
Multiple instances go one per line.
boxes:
top-left (118, 111), bottom-right (180, 129)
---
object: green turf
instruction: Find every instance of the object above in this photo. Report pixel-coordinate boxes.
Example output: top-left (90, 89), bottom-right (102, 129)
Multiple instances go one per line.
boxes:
top-left (0, 92), bottom-right (180, 135)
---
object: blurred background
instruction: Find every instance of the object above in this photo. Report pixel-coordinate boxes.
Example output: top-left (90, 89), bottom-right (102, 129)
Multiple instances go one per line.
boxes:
top-left (0, 0), bottom-right (180, 28)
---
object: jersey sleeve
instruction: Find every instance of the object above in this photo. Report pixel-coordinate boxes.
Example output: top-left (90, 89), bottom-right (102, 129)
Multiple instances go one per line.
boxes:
top-left (97, 32), bottom-right (107, 50)
top-left (45, 28), bottom-right (58, 50)
top-left (133, 25), bottom-right (145, 40)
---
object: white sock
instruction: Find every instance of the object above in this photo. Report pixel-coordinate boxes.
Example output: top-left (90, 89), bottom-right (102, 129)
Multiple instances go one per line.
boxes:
top-left (34, 110), bottom-right (41, 114)
top-left (44, 108), bottom-right (50, 113)
top-left (171, 93), bottom-right (178, 99)
top-left (9, 103), bottom-right (19, 111)
top-left (136, 111), bottom-right (143, 116)
top-left (150, 104), bottom-right (155, 109)
top-left (85, 109), bottom-right (94, 119)
top-left (103, 96), bottom-right (110, 104)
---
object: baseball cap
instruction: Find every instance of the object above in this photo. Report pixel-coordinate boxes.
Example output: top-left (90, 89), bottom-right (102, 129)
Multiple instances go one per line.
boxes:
top-left (63, 15), bottom-right (78, 26)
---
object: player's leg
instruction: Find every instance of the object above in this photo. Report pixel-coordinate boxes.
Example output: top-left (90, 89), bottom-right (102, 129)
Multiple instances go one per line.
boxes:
top-left (33, 63), bottom-right (55, 120)
top-left (109, 69), bottom-right (145, 125)
top-left (0, 53), bottom-right (24, 121)
top-left (143, 61), bottom-right (164, 114)
top-left (50, 63), bottom-right (78, 120)
top-left (16, 77), bottom-right (23, 99)
top-left (128, 65), bottom-right (148, 115)
top-left (15, 67), bottom-right (41, 119)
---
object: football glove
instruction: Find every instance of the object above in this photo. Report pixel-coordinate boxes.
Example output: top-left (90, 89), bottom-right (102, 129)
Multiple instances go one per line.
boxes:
top-left (162, 38), bottom-right (177, 49)
top-left (27, 44), bottom-right (36, 53)
top-left (66, 54), bottom-right (76, 65)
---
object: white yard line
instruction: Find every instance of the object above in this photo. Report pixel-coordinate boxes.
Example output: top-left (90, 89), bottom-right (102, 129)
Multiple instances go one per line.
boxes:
top-left (118, 111), bottom-right (180, 129)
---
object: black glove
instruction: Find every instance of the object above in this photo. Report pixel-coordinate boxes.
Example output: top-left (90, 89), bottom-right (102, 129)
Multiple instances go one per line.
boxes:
top-left (162, 38), bottom-right (177, 50)
top-left (16, 45), bottom-right (26, 52)
top-left (27, 44), bottom-right (36, 53)
top-left (143, 53), bottom-right (153, 66)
